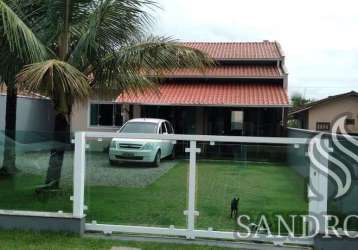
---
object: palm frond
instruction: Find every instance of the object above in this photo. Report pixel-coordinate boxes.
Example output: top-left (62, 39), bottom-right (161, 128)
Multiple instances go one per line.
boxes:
top-left (37, 0), bottom-right (94, 48)
top-left (89, 36), bottom-right (212, 98)
top-left (16, 60), bottom-right (90, 101)
top-left (114, 36), bottom-right (213, 74)
top-left (70, 0), bottom-right (157, 67)
top-left (0, 0), bottom-right (48, 62)
top-left (92, 49), bottom-right (159, 98)
top-left (91, 67), bottom-right (159, 99)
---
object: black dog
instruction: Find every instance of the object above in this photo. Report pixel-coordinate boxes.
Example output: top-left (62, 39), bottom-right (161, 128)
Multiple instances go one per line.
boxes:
top-left (230, 197), bottom-right (239, 219)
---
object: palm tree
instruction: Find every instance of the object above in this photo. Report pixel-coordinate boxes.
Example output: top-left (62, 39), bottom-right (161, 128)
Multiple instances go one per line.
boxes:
top-left (0, 0), bottom-right (211, 189)
top-left (0, 1), bottom-right (39, 176)
top-left (0, 66), bottom-right (19, 176)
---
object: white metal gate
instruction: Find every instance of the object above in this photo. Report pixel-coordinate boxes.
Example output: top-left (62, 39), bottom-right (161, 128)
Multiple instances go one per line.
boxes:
top-left (72, 132), bottom-right (330, 246)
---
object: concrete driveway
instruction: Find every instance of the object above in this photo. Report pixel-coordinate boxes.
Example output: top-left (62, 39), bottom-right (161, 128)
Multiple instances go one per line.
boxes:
top-left (15, 151), bottom-right (178, 188)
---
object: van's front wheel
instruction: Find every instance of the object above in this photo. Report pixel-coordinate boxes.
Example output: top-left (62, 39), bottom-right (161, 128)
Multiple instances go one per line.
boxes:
top-left (109, 159), bottom-right (117, 166)
top-left (153, 150), bottom-right (161, 167)
top-left (170, 147), bottom-right (176, 160)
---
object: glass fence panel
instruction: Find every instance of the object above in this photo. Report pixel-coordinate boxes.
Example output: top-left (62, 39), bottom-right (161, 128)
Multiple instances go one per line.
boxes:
top-left (196, 142), bottom-right (309, 236)
top-left (328, 137), bottom-right (358, 232)
top-left (0, 130), bottom-right (73, 213)
top-left (85, 137), bottom-right (188, 228)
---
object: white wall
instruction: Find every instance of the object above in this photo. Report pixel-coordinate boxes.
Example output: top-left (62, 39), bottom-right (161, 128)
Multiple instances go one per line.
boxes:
top-left (308, 96), bottom-right (358, 133)
top-left (71, 101), bottom-right (119, 133)
top-left (0, 95), bottom-right (5, 130)
top-left (0, 95), bottom-right (54, 142)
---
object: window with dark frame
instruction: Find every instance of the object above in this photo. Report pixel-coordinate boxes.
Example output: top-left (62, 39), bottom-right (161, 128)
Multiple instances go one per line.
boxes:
top-left (345, 119), bottom-right (355, 125)
top-left (316, 122), bottom-right (330, 131)
top-left (90, 103), bottom-right (123, 127)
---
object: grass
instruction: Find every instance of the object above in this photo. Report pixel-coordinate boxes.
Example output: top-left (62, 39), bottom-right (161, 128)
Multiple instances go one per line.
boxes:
top-left (0, 230), bottom-right (234, 250)
top-left (0, 161), bottom-right (308, 233)
top-left (85, 161), bottom-right (188, 227)
top-left (0, 174), bottom-right (72, 212)
top-left (196, 161), bottom-right (307, 231)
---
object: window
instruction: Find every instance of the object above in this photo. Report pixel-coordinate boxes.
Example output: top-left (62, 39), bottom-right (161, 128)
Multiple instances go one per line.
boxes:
top-left (90, 103), bottom-right (122, 127)
top-left (165, 122), bottom-right (174, 134)
top-left (231, 111), bottom-right (244, 130)
top-left (120, 122), bottom-right (158, 134)
top-left (316, 122), bottom-right (330, 131)
top-left (346, 119), bottom-right (355, 125)
top-left (159, 122), bottom-right (167, 134)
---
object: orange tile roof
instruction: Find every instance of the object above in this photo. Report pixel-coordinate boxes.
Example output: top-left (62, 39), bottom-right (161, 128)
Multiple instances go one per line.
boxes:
top-left (162, 65), bottom-right (282, 78)
top-left (117, 82), bottom-right (289, 107)
top-left (182, 42), bottom-right (282, 60)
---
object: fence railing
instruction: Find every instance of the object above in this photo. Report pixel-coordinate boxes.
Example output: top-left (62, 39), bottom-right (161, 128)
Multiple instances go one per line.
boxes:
top-left (72, 131), bottom-right (330, 246)
top-left (3, 129), bottom-right (354, 245)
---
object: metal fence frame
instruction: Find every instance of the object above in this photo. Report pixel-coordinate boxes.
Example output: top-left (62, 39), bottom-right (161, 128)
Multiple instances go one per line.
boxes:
top-left (73, 131), bottom-right (329, 246)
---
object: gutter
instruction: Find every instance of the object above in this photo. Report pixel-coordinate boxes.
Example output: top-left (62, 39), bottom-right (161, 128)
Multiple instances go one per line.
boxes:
top-left (115, 102), bottom-right (292, 108)
top-left (207, 58), bottom-right (281, 62)
top-left (0, 92), bottom-right (50, 101)
top-left (288, 106), bottom-right (312, 116)
top-left (154, 76), bottom-right (285, 80)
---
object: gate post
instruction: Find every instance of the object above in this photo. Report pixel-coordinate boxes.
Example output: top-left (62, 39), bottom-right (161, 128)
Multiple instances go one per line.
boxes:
top-left (73, 132), bottom-right (86, 218)
top-left (308, 139), bottom-right (329, 235)
top-left (185, 140), bottom-right (200, 239)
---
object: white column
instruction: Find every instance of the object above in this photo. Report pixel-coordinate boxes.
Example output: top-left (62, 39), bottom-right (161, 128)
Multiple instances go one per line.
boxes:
top-left (121, 104), bottom-right (130, 123)
top-left (133, 105), bottom-right (141, 118)
top-left (308, 140), bottom-right (329, 234)
top-left (73, 132), bottom-right (86, 218)
top-left (185, 140), bottom-right (200, 239)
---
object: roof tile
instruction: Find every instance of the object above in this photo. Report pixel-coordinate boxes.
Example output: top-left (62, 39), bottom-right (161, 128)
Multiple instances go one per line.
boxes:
top-left (117, 82), bottom-right (289, 106)
top-left (162, 65), bottom-right (282, 78)
top-left (182, 42), bottom-right (282, 60)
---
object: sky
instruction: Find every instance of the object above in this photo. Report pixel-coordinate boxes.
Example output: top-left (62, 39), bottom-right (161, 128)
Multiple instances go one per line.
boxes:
top-left (149, 0), bottom-right (358, 100)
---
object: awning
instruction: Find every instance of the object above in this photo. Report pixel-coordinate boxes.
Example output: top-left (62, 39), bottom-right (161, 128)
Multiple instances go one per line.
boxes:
top-left (116, 82), bottom-right (290, 107)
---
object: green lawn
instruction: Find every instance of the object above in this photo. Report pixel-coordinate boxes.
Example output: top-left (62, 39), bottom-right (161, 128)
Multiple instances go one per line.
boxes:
top-left (0, 174), bottom-right (73, 212)
top-left (196, 161), bottom-right (307, 231)
top-left (0, 161), bottom-right (308, 233)
top-left (0, 230), bottom-right (233, 250)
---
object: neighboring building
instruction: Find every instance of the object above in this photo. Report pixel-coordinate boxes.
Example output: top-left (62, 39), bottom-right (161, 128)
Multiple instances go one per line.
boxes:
top-left (0, 86), bottom-right (54, 143)
top-left (71, 41), bottom-right (290, 137)
top-left (289, 91), bottom-right (358, 134)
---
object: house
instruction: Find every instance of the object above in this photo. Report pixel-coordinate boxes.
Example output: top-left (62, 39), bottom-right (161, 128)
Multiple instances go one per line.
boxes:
top-left (0, 85), bottom-right (54, 143)
top-left (71, 41), bottom-right (290, 137)
top-left (289, 91), bottom-right (358, 134)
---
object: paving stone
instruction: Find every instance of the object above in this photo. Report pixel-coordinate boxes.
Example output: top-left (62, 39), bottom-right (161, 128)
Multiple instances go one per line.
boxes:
top-left (110, 247), bottom-right (141, 250)
top-left (15, 151), bottom-right (177, 187)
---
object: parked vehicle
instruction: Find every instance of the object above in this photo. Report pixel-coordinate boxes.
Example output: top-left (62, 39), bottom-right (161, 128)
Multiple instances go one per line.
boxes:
top-left (109, 118), bottom-right (175, 166)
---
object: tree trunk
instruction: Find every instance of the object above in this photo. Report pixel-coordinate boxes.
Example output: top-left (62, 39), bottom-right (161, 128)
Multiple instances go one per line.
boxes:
top-left (43, 112), bottom-right (70, 189)
top-left (0, 83), bottom-right (17, 176)
top-left (37, 0), bottom-right (72, 190)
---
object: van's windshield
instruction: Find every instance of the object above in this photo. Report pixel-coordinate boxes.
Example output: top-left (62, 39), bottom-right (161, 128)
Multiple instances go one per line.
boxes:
top-left (120, 122), bottom-right (158, 134)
